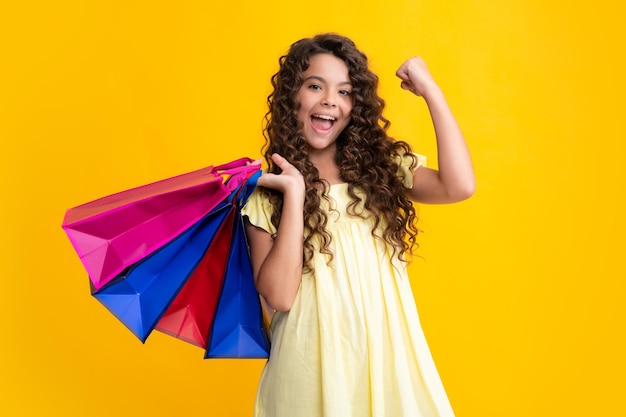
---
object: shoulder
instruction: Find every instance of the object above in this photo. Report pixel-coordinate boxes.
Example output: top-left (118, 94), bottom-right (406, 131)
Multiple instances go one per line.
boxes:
top-left (391, 144), bottom-right (426, 189)
top-left (242, 187), bottom-right (277, 235)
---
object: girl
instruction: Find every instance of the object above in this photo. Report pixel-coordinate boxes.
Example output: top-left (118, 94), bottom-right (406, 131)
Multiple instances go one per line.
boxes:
top-left (243, 33), bottom-right (474, 417)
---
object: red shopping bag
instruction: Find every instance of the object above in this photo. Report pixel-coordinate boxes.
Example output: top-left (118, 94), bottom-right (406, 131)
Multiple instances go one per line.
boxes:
top-left (154, 209), bottom-right (236, 348)
top-left (62, 158), bottom-right (257, 290)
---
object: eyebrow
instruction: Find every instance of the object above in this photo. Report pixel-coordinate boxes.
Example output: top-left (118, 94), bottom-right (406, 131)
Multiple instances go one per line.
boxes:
top-left (303, 75), bottom-right (352, 86)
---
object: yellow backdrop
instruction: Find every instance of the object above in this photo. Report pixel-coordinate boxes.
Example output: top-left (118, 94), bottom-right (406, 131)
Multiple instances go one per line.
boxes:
top-left (2, 1), bottom-right (624, 416)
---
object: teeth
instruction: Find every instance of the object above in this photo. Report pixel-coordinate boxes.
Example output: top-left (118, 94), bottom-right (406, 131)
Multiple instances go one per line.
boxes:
top-left (313, 114), bottom-right (336, 121)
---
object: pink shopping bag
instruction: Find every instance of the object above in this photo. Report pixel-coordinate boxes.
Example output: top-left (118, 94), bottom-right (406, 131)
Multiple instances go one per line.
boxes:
top-left (62, 158), bottom-right (259, 290)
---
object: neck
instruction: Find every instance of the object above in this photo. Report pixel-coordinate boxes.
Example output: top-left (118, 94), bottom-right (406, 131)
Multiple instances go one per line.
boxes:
top-left (309, 153), bottom-right (342, 185)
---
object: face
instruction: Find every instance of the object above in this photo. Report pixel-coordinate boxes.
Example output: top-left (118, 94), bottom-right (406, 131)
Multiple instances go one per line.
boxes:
top-left (296, 53), bottom-right (353, 157)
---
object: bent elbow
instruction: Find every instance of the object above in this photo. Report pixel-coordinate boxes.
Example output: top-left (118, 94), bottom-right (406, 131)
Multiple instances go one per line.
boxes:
top-left (443, 182), bottom-right (476, 203)
top-left (258, 280), bottom-right (300, 312)
top-left (447, 179), bottom-right (476, 202)
top-left (459, 180), bottom-right (476, 200)
top-left (264, 293), bottom-right (295, 312)
top-left (269, 300), bottom-right (294, 313)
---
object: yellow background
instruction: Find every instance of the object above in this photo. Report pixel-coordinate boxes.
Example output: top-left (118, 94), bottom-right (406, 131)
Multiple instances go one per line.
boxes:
top-left (2, 1), bottom-right (624, 416)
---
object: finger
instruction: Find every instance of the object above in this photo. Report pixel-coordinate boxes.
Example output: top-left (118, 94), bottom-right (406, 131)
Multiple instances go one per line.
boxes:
top-left (395, 66), bottom-right (410, 81)
top-left (271, 153), bottom-right (294, 170)
top-left (256, 172), bottom-right (275, 188)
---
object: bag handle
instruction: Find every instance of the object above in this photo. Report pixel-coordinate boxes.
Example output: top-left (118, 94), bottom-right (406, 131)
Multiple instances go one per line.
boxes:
top-left (213, 157), bottom-right (261, 191)
top-left (226, 165), bottom-right (261, 191)
top-left (214, 157), bottom-right (253, 172)
top-left (215, 158), bottom-right (259, 184)
top-left (227, 169), bottom-right (262, 204)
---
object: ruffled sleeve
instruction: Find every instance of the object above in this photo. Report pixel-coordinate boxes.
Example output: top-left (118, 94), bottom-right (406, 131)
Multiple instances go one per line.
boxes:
top-left (241, 187), bottom-right (277, 235)
top-left (394, 151), bottom-right (427, 189)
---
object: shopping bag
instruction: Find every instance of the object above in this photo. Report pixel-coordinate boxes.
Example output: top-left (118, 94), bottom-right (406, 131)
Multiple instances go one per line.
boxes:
top-left (90, 169), bottom-right (270, 358)
top-left (63, 158), bottom-right (257, 290)
top-left (154, 208), bottom-right (236, 348)
top-left (153, 169), bottom-right (270, 356)
top-left (206, 172), bottom-right (270, 358)
top-left (92, 202), bottom-right (232, 342)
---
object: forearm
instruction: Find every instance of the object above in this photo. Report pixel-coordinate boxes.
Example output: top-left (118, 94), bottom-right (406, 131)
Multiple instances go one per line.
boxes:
top-left (255, 192), bottom-right (304, 312)
top-left (397, 57), bottom-right (475, 204)
top-left (423, 85), bottom-right (475, 201)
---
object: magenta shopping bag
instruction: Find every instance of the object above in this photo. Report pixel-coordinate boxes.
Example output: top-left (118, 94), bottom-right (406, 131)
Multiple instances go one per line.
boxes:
top-left (62, 158), bottom-right (258, 290)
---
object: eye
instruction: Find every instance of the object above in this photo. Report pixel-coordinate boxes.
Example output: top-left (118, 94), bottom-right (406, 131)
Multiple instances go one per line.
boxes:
top-left (339, 89), bottom-right (352, 96)
top-left (307, 84), bottom-right (321, 90)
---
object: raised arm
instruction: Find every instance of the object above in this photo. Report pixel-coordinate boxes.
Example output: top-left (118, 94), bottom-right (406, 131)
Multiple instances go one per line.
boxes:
top-left (245, 153), bottom-right (305, 312)
top-left (396, 57), bottom-right (475, 204)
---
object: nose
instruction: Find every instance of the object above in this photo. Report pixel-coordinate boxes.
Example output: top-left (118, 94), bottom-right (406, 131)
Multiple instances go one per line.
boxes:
top-left (322, 93), bottom-right (337, 107)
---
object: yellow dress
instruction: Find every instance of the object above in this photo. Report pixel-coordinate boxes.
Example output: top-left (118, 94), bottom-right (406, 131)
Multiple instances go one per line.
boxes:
top-left (242, 156), bottom-right (455, 417)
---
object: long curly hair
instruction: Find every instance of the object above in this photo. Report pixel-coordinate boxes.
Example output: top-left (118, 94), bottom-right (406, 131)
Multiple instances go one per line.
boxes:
top-left (262, 33), bottom-right (419, 271)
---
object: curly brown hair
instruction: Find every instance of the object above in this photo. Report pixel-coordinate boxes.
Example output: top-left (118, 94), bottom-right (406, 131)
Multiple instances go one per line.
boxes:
top-left (262, 33), bottom-right (419, 271)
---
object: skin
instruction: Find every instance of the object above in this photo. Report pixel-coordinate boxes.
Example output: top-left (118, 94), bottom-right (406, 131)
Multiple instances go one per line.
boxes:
top-left (246, 54), bottom-right (475, 312)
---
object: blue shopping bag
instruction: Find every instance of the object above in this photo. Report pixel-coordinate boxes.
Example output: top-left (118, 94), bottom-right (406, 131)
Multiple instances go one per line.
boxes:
top-left (206, 184), bottom-right (270, 358)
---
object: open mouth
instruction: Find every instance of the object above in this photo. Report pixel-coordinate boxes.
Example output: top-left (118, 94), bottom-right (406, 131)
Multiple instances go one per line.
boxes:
top-left (311, 114), bottom-right (336, 131)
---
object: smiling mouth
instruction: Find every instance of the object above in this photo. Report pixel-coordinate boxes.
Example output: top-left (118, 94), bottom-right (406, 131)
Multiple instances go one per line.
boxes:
top-left (311, 114), bottom-right (336, 131)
